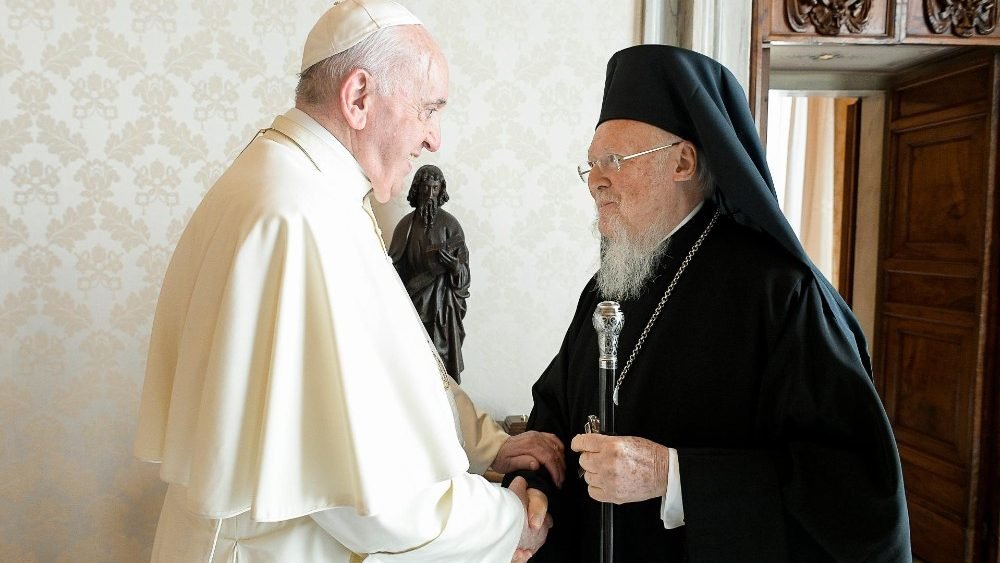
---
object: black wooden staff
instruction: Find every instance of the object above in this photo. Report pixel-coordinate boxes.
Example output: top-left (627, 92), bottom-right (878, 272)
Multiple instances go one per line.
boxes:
top-left (591, 301), bottom-right (623, 563)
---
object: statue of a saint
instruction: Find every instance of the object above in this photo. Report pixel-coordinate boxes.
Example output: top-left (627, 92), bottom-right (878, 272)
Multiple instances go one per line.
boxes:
top-left (389, 165), bottom-right (471, 383)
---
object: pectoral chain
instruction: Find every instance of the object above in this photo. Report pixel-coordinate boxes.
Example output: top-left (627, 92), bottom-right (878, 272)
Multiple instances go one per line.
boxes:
top-left (431, 345), bottom-right (451, 391)
top-left (612, 208), bottom-right (720, 405)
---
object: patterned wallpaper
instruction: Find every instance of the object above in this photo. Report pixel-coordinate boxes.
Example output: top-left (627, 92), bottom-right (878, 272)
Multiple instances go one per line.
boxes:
top-left (0, 1), bottom-right (639, 560)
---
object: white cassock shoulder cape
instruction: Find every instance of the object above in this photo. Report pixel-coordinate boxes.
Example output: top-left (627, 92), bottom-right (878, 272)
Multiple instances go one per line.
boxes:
top-left (134, 109), bottom-right (521, 562)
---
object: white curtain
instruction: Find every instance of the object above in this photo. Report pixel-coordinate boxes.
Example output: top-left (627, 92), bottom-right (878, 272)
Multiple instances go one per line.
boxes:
top-left (766, 94), bottom-right (836, 282)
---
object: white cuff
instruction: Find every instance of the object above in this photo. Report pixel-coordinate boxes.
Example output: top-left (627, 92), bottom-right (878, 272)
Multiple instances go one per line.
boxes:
top-left (659, 447), bottom-right (685, 529)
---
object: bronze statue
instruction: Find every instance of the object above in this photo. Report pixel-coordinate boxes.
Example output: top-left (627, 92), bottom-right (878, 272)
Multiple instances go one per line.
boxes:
top-left (389, 165), bottom-right (470, 383)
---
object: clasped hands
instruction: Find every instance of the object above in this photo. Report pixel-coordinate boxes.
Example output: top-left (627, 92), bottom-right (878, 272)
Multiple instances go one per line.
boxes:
top-left (508, 476), bottom-right (551, 563)
top-left (491, 431), bottom-right (564, 562)
top-left (496, 432), bottom-right (670, 560)
top-left (491, 430), bottom-right (565, 487)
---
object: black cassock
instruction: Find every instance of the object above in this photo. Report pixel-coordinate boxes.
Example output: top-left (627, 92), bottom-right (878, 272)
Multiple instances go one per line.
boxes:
top-left (514, 202), bottom-right (910, 562)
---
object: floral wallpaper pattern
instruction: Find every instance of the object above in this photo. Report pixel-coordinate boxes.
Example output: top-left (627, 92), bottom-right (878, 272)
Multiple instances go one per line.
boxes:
top-left (0, 1), bottom-right (638, 559)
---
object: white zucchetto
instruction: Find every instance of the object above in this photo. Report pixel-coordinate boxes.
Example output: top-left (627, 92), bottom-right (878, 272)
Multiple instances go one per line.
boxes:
top-left (300, 0), bottom-right (422, 72)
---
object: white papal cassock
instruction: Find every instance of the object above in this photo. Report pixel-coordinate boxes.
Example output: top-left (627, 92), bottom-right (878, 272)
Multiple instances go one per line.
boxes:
top-left (134, 108), bottom-right (521, 562)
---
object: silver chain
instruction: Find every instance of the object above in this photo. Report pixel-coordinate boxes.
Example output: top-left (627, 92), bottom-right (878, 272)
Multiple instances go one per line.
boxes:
top-left (613, 208), bottom-right (720, 403)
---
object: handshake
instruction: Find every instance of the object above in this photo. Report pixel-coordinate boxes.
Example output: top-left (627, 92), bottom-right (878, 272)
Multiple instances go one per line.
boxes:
top-left (490, 430), bottom-right (565, 562)
top-left (492, 425), bottom-right (674, 562)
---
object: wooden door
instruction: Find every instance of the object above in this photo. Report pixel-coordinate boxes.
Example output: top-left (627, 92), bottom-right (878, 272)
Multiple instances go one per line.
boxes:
top-left (877, 50), bottom-right (999, 562)
top-left (837, 98), bottom-right (862, 305)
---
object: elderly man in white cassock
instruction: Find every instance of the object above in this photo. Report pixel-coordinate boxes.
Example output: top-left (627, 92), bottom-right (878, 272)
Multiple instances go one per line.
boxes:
top-left (132, 1), bottom-right (563, 561)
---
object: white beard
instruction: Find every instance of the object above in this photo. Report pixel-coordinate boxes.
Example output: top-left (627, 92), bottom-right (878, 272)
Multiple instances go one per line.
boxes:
top-left (595, 216), bottom-right (670, 302)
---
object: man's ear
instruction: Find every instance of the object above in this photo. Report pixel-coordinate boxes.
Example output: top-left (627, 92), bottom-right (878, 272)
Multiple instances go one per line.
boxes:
top-left (672, 142), bottom-right (698, 182)
top-left (340, 68), bottom-right (372, 130)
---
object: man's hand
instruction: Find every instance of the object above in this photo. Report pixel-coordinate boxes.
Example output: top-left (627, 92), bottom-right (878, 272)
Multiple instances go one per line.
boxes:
top-left (508, 476), bottom-right (552, 562)
top-left (571, 433), bottom-right (669, 504)
top-left (491, 431), bottom-right (566, 487)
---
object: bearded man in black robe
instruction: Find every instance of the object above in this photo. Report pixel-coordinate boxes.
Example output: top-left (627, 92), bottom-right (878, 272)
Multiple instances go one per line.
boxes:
top-left (389, 164), bottom-right (471, 382)
top-left (505, 46), bottom-right (911, 562)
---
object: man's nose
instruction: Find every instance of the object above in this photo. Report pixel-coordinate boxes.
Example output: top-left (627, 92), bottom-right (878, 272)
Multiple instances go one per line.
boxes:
top-left (588, 170), bottom-right (609, 196)
top-left (424, 121), bottom-right (441, 152)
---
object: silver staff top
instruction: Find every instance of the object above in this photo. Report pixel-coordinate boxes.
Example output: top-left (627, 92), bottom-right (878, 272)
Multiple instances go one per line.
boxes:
top-left (592, 301), bottom-right (624, 369)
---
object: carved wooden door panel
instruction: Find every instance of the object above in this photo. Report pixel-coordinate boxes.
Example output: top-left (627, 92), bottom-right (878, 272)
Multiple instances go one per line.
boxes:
top-left (767, 0), bottom-right (896, 42)
top-left (877, 51), bottom-right (999, 562)
top-left (903, 0), bottom-right (1000, 43)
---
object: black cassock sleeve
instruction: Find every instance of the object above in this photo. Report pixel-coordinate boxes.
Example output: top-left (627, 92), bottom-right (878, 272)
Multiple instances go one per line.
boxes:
top-left (679, 277), bottom-right (911, 562)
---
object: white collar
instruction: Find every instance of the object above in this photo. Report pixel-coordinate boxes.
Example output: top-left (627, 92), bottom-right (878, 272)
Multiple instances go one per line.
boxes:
top-left (661, 200), bottom-right (705, 243)
top-left (276, 108), bottom-right (373, 203)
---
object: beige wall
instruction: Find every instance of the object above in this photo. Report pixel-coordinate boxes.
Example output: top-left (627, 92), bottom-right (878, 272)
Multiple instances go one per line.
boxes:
top-left (0, 1), bottom-right (639, 560)
top-left (377, 0), bottom-right (641, 416)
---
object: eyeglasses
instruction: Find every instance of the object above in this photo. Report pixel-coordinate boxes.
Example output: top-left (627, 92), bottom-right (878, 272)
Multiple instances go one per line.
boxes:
top-left (577, 141), bottom-right (681, 184)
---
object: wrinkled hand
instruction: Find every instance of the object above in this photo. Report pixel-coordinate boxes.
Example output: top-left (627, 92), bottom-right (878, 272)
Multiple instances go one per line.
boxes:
top-left (571, 433), bottom-right (669, 505)
top-left (508, 476), bottom-right (552, 562)
top-left (492, 431), bottom-right (566, 488)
